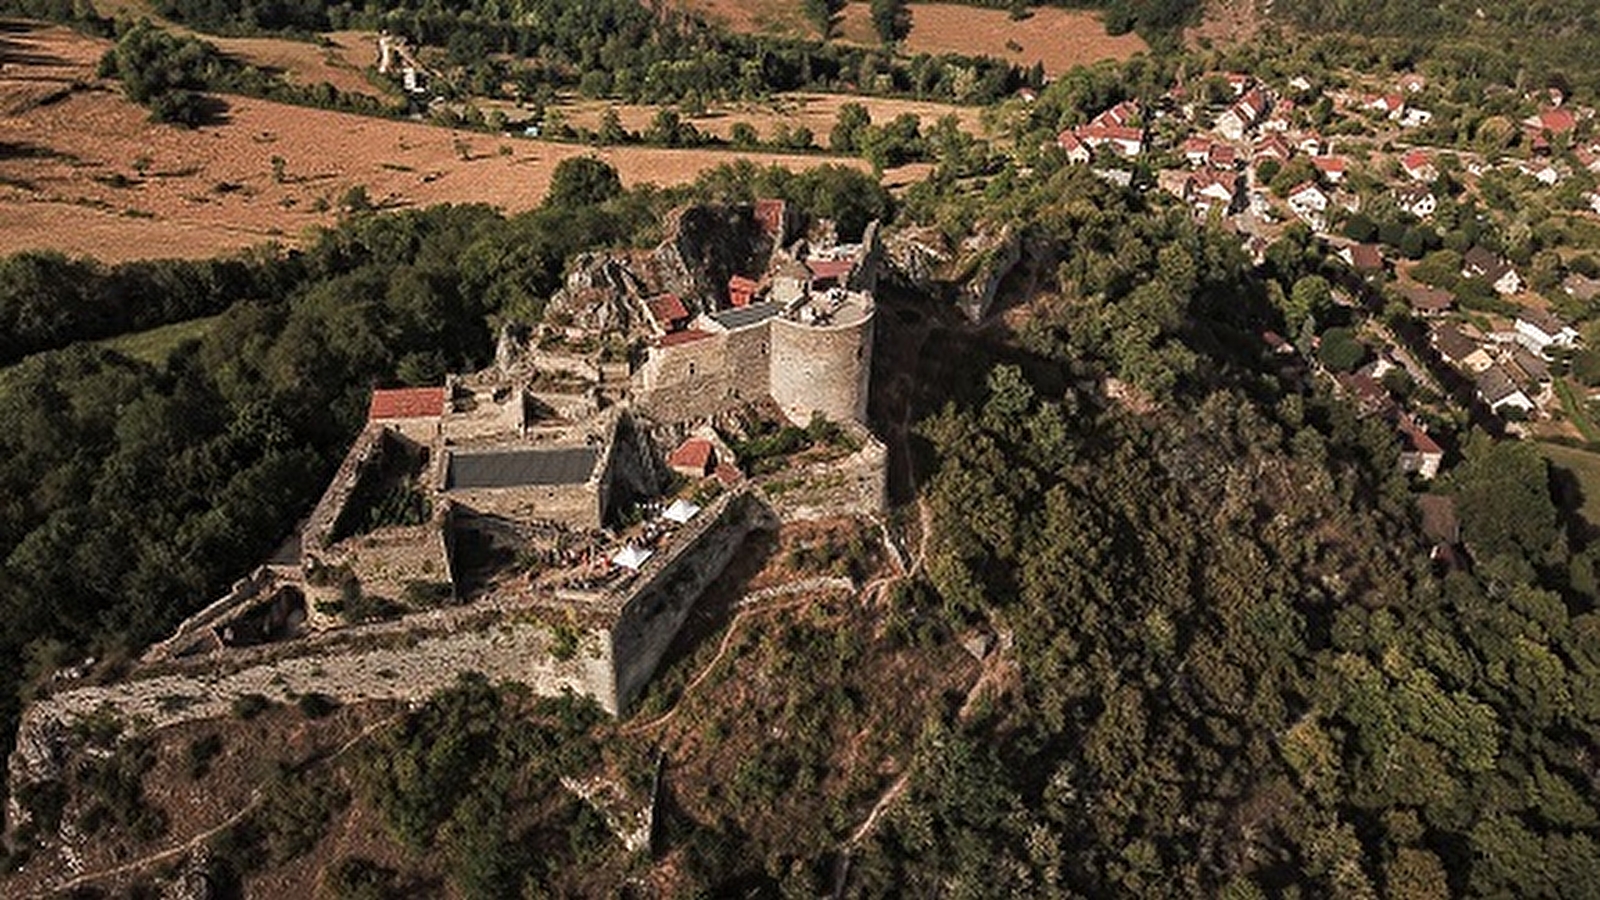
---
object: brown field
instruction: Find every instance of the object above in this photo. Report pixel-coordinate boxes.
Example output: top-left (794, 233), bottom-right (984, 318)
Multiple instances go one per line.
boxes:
top-left (672, 0), bottom-right (816, 37)
top-left (546, 91), bottom-right (987, 143)
top-left (839, 3), bottom-right (1147, 75)
top-left (0, 22), bottom-right (892, 263)
top-left (674, 0), bottom-right (1148, 75)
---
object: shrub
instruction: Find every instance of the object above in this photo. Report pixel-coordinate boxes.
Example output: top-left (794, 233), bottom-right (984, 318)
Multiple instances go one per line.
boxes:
top-left (297, 692), bottom-right (338, 719)
top-left (232, 693), bottom-right (271, 720)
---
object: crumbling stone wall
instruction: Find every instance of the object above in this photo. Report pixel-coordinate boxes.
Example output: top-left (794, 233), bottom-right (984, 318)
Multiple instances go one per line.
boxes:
top-left (636, 326), bottom-right (772, 423)
top-left (608, 489), bottom-right (775, 710)
top-left (8, 616), bottom-right (616, 811)
top-left (304, 426), bottom-right (387, 551)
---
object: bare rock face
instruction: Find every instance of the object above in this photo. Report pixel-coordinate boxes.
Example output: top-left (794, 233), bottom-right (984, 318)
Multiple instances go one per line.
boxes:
top-left (544, 204), bottom-right (776, 331)
top-left (953, 224), bottom-right (1024, 323)
top-left (648, 204), bottom-right (772, 312)
top-left (545, 252), bottom-right (649, 333)
top-left (5, 707), bottom-right (70, 836)
top-left (883, 225), bottom-right (953, 292)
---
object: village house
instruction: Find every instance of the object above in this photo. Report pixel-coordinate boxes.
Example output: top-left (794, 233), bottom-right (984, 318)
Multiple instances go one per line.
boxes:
top-left (1507, 344), bottom-right (1552, 390)
top-left (1216, 88), bottom-right (1272, 140)
top-left (1461, 247), bottom-right (1523, 296)
top-left (1401, 149), bottom-right (1437, 182)
top-left (1400, 108), bottom-right (1434, 128)
top-left (1253, 134), bottom-right (1292, 166)
top-left (1367, 93), bottom-right (1406, 119)
top-left (1190, 169), bottom-right (1243, 215)
top-left (1310, 155), bottom-right (1347, 183)
top-left (1564, 273), bottom-right (1600, 304)
top-left (1524, 107), bottom-right (1578, 137)
top-left (1056, 130), bottom-right (1092, 165)
top-left (1261, 100), bottom-right (1295, 133)
top-left (1287, 181), bottom-right (1330, 229)
top-left (1514, 308), bottom-right (1580, 357)
top-left (1476, 365), bottom-right (1536, 416)
top-left (1516, 159), bottom-right (1561, 186)
top-left (1432, 324), bottom-right (1495, 372)
top-left (1297, 133), bottom-right (1324, 156)
top-left (1183, 136), bottom-right (1211, 167)
top-left (1075, 123), bottom-right (1144, 157)
top-left (1224, 72), bottom-right (1252, 96)
top-left (1340, 243), bottom-right (1385, 276)
top-left (1398, 73), bottom-right (1427, 94)
top-left (1399, 282), bottom-right (1455, 316)
top-left (1395, 185), bottom-right (1437, 218)
top-left (1397, 416), bottom-right (1443, 480)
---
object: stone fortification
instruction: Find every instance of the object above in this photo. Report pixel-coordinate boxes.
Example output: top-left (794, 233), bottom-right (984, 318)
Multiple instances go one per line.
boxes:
top-left (8, 487), bottom-right (769, 816)
top-left (608, 489), bottom-right (776, 709)
top-left (768, 298), bottom-right (875, 425)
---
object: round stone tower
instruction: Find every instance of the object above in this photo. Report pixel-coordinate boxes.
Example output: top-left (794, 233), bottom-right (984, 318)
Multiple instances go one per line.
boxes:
top-left (768, 292), bottom-right (874, 426)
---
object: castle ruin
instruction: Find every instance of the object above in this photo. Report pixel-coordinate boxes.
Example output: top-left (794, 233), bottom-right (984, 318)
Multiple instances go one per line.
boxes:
top-left (7, 202), bottom-right (890, 828)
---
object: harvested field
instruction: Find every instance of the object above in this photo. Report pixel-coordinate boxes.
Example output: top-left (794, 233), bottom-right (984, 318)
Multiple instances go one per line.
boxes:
top-left (838, 2), bottom-right (1146, 75)
top-left (672, 0), bottom-right (816, 37)
top-left (0, 21), bottom-right (883, 263)
top-left (547, 91), bottom-right (986, 144)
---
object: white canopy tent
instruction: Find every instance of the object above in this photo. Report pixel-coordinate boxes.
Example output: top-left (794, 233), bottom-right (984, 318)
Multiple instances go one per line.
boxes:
top-left (662, 498), bottom-right (702, 524)
top-left (610, 545), bottom-right (653, 571)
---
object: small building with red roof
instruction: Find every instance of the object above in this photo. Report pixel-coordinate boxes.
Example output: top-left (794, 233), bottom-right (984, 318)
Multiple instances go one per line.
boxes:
top-left (1400, 149), bottom-right (1436, 182)
top-left (646, 294), bottom-right (691, 333)
top-left (728, 275), bottom-right (761, 308)
top-left (667, 437), bottom-right (716, 478)
top-left (369, 386), bottom-right (446, 442)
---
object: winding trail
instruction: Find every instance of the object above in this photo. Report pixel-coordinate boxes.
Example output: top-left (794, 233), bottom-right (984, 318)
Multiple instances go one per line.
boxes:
top-left (38, 710), bottom-right (404, 898)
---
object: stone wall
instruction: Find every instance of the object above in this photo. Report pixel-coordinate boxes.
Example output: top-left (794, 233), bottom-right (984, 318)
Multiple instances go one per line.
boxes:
top-left (768, 307), bottom-right (874, 426)
top-left (608, 489), bottom-right (774, 711)
top-left (636, 326), bottom-right (772, 423)
top-left (447, 480), bottom-right (601, 530)
top-left (8, 615), bottom-right (616, 801)
top-left (303, 425), bottom-right (387, 551)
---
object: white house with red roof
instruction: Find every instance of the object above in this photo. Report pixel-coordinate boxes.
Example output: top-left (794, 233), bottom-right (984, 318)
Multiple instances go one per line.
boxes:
top-left (1311, 155), bottom-right (1347, 183)
top-left (1183, 136), bottom-right (1212, 167)
top-left (1075, 123), bottom-right (1143, 157)
top-left (1524, 108), bottom-right (1577, 136)
top-left (1400, 149), bottom-right (1437, 182)
top-left (1367, 93), bottom-right (1406, 119)
top-left (1190, 169), bottom-right (1242, 215)
top-left (1056, 129), bottom-right (1091, 164)
top-left (1287, 181), bottom-right (1330, 229)
top-left (1216, 89), bottom-right (1271, 140)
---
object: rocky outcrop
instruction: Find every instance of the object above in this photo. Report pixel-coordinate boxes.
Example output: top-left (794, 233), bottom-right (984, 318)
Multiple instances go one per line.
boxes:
top-left (953, 225), bottom-right (1025, 323)
top-left (546, 204), bottom-right (778, 332)
top-left (881, 223), bottom-right (1026, 323)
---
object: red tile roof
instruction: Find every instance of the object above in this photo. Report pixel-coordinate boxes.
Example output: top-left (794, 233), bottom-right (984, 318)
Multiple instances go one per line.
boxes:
top-left (714, 462), bottom-right (743, 486)
top-left (807, 259), bottom-right (855, 283)
top-left (668, 438), bottom-right (714, 474)
top-left (369, 387), bottom-right (446, 421)
top-left (656, 328), bottom-right (713, 348)
top-left (647, 293), bottom-right (689, 327)
top-left (1537, 108), bottom-right (1577, 134)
